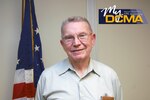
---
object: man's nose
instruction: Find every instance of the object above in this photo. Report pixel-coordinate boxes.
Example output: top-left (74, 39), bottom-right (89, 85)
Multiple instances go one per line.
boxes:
top-left (73, 36), bottom-right (81, 46)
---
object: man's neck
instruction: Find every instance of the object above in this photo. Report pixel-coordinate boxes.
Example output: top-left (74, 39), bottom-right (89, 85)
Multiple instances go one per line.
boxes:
top-left (69, 58), bottom-right (90, 77)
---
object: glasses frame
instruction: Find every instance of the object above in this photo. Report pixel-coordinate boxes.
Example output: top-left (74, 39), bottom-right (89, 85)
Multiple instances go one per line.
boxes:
top-left (62, 32), bottom-right (92, 44)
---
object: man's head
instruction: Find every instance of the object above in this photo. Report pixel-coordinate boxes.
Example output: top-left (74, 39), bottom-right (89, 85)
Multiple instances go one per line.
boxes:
top-left (60, 16), bottom-right (96, 62)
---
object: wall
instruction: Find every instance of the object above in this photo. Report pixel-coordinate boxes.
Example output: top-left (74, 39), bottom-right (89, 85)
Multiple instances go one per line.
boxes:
top-left (96, 0), bottom-right (150, 100)
top-left (0, 0), bottom-right (150, 100)
top-left (0, 0), bottom-right (21, 100)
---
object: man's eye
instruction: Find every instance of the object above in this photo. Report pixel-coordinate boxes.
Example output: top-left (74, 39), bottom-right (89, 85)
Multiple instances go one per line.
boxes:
top-left (79, 34), bottom-right (86, 37)
top-left (79, 34), bottom-right (86, 38)
top-left (64, 36), bottom-right (74, 40)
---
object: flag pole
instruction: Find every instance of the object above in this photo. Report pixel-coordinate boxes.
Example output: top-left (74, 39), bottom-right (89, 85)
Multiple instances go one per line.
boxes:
top-left (22, 0), bottom-right (25, 28)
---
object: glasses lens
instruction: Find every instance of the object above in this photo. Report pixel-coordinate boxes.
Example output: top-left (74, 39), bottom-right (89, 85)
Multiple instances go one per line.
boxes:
top-left (62, 33), bottom-right (91, 44)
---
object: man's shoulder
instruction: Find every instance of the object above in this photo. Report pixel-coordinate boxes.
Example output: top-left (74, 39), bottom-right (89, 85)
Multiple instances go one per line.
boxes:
top-left (92, 59), bottom-right (118, 78)
top-left (41, 59), bottom-right (68, 76)
top-left (92, 59), bottom-right (114, 70)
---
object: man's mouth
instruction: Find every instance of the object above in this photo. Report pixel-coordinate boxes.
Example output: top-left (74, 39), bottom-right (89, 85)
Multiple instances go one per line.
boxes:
top-left (71, 48), bottom-right (84, 52)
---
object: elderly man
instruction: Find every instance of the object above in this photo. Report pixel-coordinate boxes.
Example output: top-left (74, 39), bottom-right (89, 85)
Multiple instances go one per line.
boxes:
top-left (35, 16), bottom-right (123, 100)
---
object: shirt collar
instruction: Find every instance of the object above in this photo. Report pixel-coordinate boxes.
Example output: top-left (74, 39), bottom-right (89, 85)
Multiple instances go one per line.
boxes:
top-left (57, 58), bottom-right (71, 76)
top-left (89, 59), bottom-right (101, 77)
top-left (57, 58), bottom-right (101, 77)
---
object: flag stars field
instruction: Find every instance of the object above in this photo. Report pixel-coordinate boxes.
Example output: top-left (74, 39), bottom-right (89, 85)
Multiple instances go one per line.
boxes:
top-left (17, 59), bottom-right (20, 65)
top-left (35, 45), bottom-right (40, 52)
top-left (34, 27), bottom-right (39, 35)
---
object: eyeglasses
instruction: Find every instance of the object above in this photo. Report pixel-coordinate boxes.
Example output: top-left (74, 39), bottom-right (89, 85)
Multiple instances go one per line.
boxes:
top-left (62, 32), bottom-right (92, 44)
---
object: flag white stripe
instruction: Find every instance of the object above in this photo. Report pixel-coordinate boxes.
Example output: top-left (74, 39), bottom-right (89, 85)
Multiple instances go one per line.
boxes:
top-left (14, 97), bottom-right (34, 100)
top-left (14, 69), bottom-right (34, 84)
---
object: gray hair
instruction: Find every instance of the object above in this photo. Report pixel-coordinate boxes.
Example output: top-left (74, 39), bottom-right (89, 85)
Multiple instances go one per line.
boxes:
top-left (61, 16), bottom-right (93, 34)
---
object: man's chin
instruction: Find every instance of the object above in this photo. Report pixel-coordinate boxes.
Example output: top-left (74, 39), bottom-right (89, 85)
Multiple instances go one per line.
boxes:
top-left (71, 56), bottom-right (85, 62)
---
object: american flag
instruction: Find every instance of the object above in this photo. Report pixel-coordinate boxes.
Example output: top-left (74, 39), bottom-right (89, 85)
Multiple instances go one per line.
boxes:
top-left (12, 0), bottom-right (44, 99)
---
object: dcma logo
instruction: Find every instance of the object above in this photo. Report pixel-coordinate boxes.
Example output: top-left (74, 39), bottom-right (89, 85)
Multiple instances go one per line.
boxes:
top-left (99, 5), bottom-right (147, 24)
top-left (106, 15), bottom-right (143, 23)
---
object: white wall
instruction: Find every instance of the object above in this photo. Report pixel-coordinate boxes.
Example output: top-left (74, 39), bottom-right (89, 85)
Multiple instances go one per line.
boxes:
top-left (0, 0), bottom-right (150, 100)
top-left (0, 0), bottom-right (21, 100)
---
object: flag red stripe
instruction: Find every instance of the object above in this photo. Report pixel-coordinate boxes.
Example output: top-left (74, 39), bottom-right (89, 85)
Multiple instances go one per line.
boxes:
top-left (12, 82), bottom-right (36, 99)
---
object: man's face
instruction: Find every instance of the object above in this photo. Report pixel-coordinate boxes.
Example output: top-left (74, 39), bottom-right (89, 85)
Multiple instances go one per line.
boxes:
top-left (60, 22), bottom-right (96, 62)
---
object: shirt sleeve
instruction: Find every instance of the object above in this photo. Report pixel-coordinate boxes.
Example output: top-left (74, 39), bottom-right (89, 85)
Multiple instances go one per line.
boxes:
top-left (35, 73), bottom-right (45, 100)
top-left (112, 72), bottom-right (123, 100)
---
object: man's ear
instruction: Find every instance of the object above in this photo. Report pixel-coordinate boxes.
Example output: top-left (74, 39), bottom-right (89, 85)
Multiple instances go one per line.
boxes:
top-left (60, 40), bottom-right (63, 45)
top-left (60, 39), bottom-right (64, 47)
top-left (92, 33), bottom-right (96, 46)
